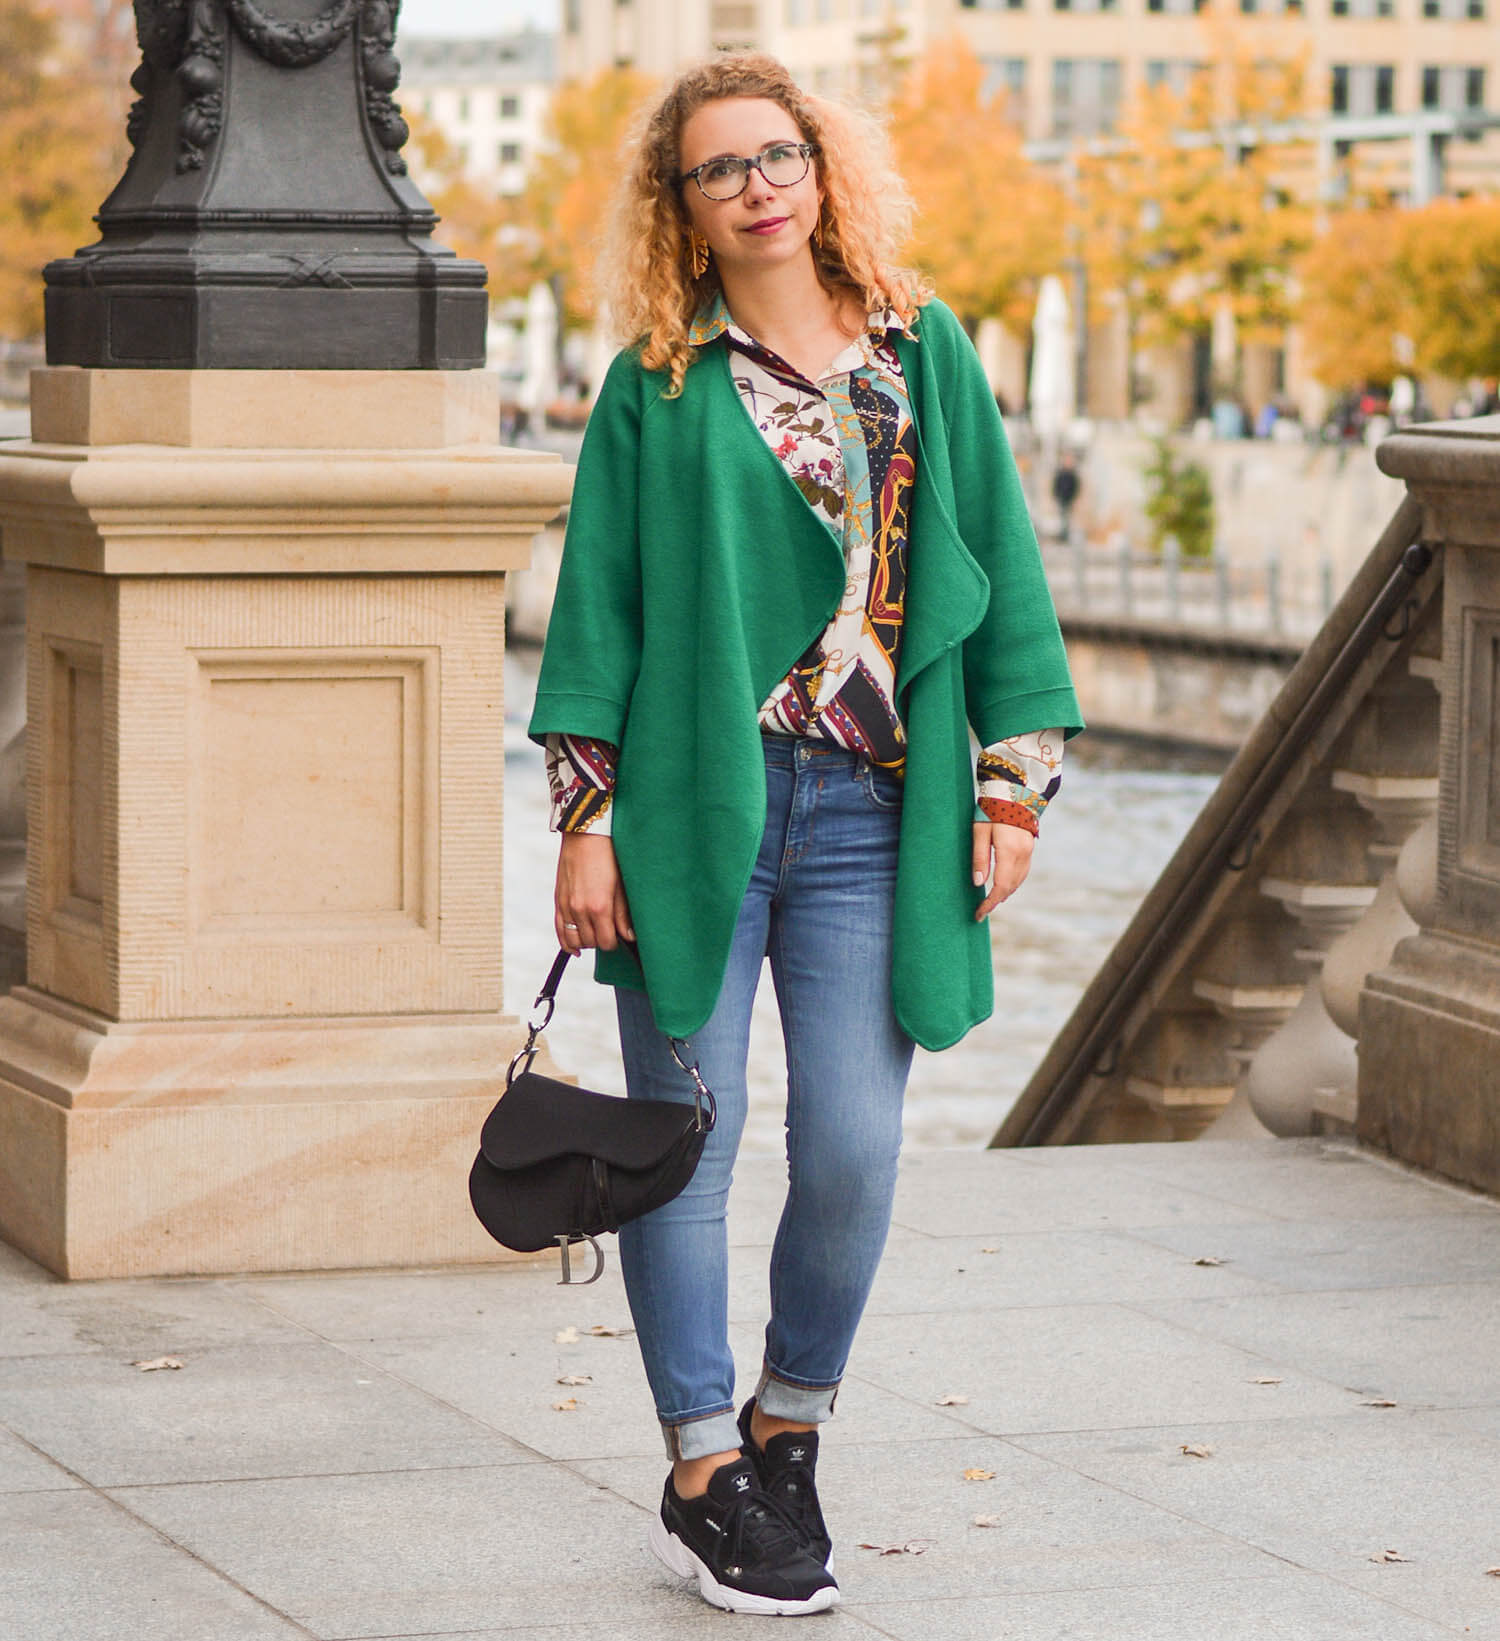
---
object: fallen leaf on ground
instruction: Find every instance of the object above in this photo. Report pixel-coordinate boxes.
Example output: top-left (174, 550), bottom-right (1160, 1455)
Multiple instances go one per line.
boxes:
top-left (935, 1393), bottom-right (970, 1406)
top-left (973, 1514), bottom-right (1005, 1528)
top-left (962, 1467), bottom-right (995, 1481)
top-left (554, 1326), bottom-right (580, 1345)
top-left (1361, 1398), bottom-right (1398, 1408)
top-left (858, 1540), bottom-right (931, 1556)
top-left (551, 1397), bottom-right (579, 1412)
top-left (556, 1374), bottom-right (592, 1386)
top-left (1193, 1255), bottom-right (1227, 1267)
top-left (980, 1247), bottom-right (998, 1255)
top-left (1484, 1567), bottom-right (1500, 1578)
top-left (1179, 1443), bottom-right (1214, 1459)
top-left (1249, 1377), bottom-right (1283, 1386)
top-left (1369, 1548), bottom-right (1410, 1563)
top-left (131, 1357), bottom-right (184, 1372)
top-left (588, 1324), bottom-right (634, 1338)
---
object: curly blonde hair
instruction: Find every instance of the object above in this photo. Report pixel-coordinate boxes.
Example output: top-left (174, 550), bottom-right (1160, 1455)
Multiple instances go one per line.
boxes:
top-left (598, 54), bottom-right (931, 396)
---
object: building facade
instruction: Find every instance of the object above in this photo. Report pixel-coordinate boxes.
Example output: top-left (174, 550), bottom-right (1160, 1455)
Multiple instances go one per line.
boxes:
top-left (401, 30), bottom-right (557, 196)
top-left (561, 0), bottom-right (1498, 198)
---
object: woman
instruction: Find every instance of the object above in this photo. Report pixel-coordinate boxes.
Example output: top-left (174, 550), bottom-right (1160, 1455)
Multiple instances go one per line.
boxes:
top-left (530, 54), bottom-right (1081, 1616)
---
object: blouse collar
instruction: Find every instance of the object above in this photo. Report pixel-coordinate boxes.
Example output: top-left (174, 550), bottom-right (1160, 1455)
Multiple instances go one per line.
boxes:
top-left (688, 291), bottom-right (908, 360)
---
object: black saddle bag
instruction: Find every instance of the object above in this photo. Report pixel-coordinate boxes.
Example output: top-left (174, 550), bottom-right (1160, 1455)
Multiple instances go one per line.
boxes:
top-left (468, 949), bottom-right (716, 1283)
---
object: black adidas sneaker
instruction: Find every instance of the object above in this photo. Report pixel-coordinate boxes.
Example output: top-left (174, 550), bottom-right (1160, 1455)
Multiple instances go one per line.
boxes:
top-left (648, 1453), bottom-right (839, 1615)
top-left (738, 1398), bottom-right (834, 1570)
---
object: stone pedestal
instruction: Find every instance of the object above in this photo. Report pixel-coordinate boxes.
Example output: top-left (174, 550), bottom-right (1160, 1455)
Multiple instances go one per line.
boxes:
top-left (0, 368), bottom-right (572, 1276)
top-left (1364, 420), bottom-right (1500, 1195)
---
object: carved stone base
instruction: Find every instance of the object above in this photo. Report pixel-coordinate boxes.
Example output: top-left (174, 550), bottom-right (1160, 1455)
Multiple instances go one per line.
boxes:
top-left (1359, 933), bottom-right (1500, 1196)
top-left (0, 368), bottom-right (572, 1277)
top-left (0, 987), bottom-right (551, 1278)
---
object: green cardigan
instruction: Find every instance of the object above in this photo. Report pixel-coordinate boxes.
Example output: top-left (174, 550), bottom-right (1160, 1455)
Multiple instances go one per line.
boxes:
top-left (529, 297), bottom-right (1082, 1050)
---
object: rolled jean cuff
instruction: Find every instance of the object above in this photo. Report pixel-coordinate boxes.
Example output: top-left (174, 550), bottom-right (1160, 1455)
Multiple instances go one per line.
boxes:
top-left (662, 1406), bottom-right (742, 1462)
top-left (754, 1363), bottom-right (840, 1425)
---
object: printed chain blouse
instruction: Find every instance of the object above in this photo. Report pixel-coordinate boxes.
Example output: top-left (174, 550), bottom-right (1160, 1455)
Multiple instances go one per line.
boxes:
top-left (545, 297), bottom-right (1063, 837)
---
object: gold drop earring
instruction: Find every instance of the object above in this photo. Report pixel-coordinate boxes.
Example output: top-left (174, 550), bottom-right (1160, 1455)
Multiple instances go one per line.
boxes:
top-left (689, 231), bottom-right (710, 279)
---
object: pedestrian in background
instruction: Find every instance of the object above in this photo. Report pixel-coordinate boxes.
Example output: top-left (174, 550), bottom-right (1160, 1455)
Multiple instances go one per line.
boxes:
top-left (1051, 448), bottom-right (1081, 541)
top-left (530, 52), bottom-right (1081, 1617)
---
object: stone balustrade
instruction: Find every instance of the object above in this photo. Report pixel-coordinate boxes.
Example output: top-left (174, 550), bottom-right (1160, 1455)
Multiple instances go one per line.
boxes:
top-left (999, 419), bottom-right (1500, 1184)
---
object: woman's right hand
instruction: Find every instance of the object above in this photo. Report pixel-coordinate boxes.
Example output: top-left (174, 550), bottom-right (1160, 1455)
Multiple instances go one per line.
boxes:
top-left (555, 832), bottom-right (635, 954)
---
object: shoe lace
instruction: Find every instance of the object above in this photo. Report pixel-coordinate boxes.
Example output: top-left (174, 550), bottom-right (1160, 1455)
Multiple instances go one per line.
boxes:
top-left (766, 1455), bottom-right (824, 1534)
top-left (716, 1486), bottom-right (807, 1574)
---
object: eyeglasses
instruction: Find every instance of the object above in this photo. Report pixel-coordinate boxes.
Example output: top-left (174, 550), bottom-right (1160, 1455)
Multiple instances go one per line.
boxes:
top-left (678, 142), bottom-right (817, 201)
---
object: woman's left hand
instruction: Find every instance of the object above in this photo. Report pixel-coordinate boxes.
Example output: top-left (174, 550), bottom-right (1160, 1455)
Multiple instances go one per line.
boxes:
top-left (972, 822), bottom-right (1035, 919)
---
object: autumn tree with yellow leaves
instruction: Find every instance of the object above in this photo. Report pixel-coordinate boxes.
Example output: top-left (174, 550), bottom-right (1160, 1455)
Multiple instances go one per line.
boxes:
top-left (405, 113), bottom-right (523, 299)
top-left (511, 67), bottom-right (656, 326)
top-left (1074, 40), bottom-right (1312, 385)
top-left (889, 41), bottom-right (1064, 333)
top-left (1299, 197), bottom-right (1500, 391)
top-left (0, 0), bottom-right (132, 340)
top-left (419, 67), bottom-right (654, 326)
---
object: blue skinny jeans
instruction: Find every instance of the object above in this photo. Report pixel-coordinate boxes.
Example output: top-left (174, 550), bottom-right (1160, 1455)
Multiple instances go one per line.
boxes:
top-left (615, 736), bottom-right (916, 1461)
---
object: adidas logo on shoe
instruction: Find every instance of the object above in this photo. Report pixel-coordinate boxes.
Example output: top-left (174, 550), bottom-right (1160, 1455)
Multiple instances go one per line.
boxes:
top-left (733, 1472), bottom-right (751, 1493)
top-left (788, 1447), bottom-right (807, 1462)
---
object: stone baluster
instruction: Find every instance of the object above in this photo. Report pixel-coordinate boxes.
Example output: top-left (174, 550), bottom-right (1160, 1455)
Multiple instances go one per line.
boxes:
top-left (1314, 650), bottom-right (1442, 1131)
top-left (1243, 878), bottom-right (1375, 1136)
top-left (1117, 1005), bottom-right (1240, 1141)
top-left (1192, 900), bottom-right (1305, 1138)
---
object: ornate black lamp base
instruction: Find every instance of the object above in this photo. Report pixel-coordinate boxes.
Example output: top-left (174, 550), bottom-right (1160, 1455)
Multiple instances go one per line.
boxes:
top-left (45, 262), bottom-right (488, 370)
top-left (45, 0), bottom-right (490, 372)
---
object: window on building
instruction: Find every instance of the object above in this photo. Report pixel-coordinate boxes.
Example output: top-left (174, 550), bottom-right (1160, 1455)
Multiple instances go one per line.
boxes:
top-left (1051, 57), bottom-right (1124, 136)
top-left (961, 0), bottom-right (1026, 9)
top-left (1376, 63), bottom-right (1395, 110)
top-left (1423, 64), bottom-right (1488, 108)
top-left (1332, 0), bottom-right (1393, 14)
top-left (786, 0), bottom-right (804, 20)
top-left (1147, 0), bottom-right (1206, 12)
top-left (1240, 0), bottom-right (1302, 11)
top-left (458, 95), bottom-right (470, 121)
top-left (500, 141), bottom-right (522, 164)
top-left (1330, 62), bottom-right (1398, 114)
top-left (1423, 0), bottom-right (1485, 14)
top-left (979, 55), bottom-right (1027, 113)
top-left (815, 0), bottom-right (833, 18)
top-left (1144, 58), bottom-right (1208, 93)
top-left (500, 94), bottom-right (520, 118)
top-left (564, 0), bottom-right (581, 27)
top-left (1055, 0), bottom-right (1118, 11)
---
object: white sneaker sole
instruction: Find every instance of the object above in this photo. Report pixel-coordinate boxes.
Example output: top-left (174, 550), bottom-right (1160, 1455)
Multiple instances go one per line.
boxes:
top-left (648, 1512), bottom-right (840, 1615)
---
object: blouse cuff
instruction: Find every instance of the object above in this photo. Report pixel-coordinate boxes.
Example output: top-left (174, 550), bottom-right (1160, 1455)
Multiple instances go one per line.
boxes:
top-left (975, 729), bottom-right (1064, 835)
top-left (544, 733), bottom-right (618, 836)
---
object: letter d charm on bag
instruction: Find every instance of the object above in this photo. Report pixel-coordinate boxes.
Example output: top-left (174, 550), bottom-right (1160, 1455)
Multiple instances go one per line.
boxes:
top-left (556, 1233), bottom-right (605, 1285)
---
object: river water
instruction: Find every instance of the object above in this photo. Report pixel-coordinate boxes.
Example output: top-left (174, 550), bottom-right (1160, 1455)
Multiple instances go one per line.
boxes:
top-left (503, 644), bottom-right (1221, 1154)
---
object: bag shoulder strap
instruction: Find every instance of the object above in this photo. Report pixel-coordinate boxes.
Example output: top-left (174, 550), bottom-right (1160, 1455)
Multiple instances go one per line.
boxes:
top-left (508, 947), bottom-right (716, 1132)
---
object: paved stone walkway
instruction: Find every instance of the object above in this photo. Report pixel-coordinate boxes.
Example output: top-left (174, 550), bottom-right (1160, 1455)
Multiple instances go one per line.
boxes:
top-left (4, 1137), bottom-right (1499, 1640)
